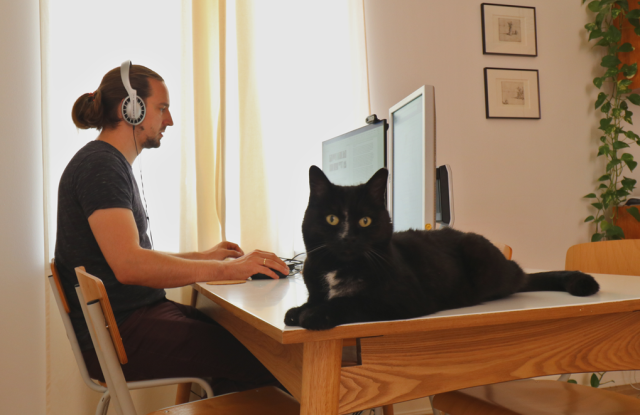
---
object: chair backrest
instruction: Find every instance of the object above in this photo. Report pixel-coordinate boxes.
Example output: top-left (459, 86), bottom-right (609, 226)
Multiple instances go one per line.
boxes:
top-left (566, 240), bottom-right (640, 276)
top-left (75, 266), bottom-right (136, 415)
top-left (48, 260), bottom-right (106, 393)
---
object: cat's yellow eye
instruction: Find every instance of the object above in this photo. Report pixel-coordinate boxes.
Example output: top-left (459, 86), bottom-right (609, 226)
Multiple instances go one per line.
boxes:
top-left (326, 215), bottom-right (340, 226)
top-left (359, 217), bottom-right (372, 227)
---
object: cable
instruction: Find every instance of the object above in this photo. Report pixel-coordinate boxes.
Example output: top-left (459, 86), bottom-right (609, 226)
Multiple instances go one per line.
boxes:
top-left (132, 126), bottom-right (154, 250)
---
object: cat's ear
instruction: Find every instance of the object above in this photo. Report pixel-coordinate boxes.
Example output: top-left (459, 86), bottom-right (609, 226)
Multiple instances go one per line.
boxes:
top-left (366, 168), bottom-right (388, 203)
top-left (309, 165), bottom-right (332, 198)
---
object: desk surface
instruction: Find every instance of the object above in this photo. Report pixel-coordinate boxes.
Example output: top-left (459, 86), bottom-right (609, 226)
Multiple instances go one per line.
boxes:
top-left (194, 270), bottom-right (640, 344)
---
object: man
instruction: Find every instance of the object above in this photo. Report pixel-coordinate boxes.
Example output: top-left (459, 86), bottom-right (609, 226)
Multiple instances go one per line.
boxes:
top-left (56, 63), bottom-right (289, 394)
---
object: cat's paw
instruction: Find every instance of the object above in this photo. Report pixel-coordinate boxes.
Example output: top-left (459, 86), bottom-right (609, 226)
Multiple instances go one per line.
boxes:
top-left (284, 306), bottom-right (302, 326)
top-left (298, 308), bottom-right (337, 330)
top-left (565, 271), bottom-right (600, 296)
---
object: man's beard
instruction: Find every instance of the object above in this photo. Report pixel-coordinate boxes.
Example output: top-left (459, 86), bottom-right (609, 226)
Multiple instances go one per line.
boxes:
top-left (137, 126), bottom-right (162, 149)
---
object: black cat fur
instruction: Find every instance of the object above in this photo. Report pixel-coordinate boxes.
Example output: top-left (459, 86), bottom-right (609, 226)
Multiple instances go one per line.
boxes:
top-left (284, 166), bottom-right (600, 330)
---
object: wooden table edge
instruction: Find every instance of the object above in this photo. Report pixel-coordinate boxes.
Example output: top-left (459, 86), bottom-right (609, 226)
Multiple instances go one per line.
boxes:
top-left (195, 283), bottom-right (640, 345)
top-left (193, 283), bottom-right (285, 343)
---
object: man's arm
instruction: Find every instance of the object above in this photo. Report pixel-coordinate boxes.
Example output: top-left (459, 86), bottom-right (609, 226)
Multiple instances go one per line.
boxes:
top-left (88, 208), bottom-right (288, 288)
top-left (167, 241), bottom-right (245, 261)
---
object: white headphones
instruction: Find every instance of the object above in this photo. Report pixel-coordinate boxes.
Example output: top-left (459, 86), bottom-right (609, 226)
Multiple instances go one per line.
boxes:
top-left (120, 60), bottom-right (146, 125)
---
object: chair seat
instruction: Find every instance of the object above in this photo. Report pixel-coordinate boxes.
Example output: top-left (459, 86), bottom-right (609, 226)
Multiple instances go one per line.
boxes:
top-left (147, 386), bottom-right (299, 415)
top-left (432, 380), bottom-right (640, 415)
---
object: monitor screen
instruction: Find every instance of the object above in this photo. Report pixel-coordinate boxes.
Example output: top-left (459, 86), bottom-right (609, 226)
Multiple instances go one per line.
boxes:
top-left (321, 120), bottom-right (387, 186)
top-left (388, 85), bottom-right (436, 232)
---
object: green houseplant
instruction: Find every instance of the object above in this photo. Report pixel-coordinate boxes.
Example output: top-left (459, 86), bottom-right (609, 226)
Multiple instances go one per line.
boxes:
top-left (583, 0), bottom-right (640, 241)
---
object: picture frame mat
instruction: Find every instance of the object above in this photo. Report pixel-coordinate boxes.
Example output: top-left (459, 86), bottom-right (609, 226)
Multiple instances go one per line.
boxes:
top-left (482, 3), bottom-right (537, 56)
top-left (484, 68), bottom-right (540, 119)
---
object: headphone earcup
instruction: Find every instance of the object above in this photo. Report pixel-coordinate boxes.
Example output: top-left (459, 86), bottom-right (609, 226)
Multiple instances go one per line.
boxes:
top-left (121, 96), bottom-right (146, 125)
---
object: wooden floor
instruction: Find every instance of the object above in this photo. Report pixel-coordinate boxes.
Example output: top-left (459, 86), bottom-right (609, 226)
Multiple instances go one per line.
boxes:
top-left (401, 384), bottom-right (640, 415)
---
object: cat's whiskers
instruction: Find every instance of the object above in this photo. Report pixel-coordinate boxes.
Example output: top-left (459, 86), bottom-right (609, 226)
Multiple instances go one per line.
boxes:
top-left (369, 248), bottom-right (393, 268)
top-left (305, 244), bottom-right (328, 256)
top-left (364, 250), bottom-right (392, 277)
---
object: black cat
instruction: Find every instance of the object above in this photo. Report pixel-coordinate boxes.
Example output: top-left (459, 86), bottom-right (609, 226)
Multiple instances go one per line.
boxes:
top-left (284, 166), bottom-right (600, 330)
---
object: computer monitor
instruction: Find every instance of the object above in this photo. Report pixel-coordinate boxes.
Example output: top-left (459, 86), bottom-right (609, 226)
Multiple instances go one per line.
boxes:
top-left (388, 85), bottom-right (437, 232)
top-left (321, 119), bottom-right (388, 186)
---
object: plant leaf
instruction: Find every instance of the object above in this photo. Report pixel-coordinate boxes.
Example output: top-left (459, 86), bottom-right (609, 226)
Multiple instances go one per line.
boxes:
top-left (627, 206), bottom-right (640, 222)
top-left (625, 130), bottom-right (639, 140)
top-left (585, 22), bottom-right (598, 31)
top-left (592, 233), bottom-right (604, 242)
top-left (623, 62), bottom-right (638, 78)
top-left (628, 93), bottom-right (640, 105)
top-left (588, 0), bottom-right (603, 12)
top-left (599, 183), bottom-right (609, 189)
top-left (599, 117), bottom-right (613, 130)
top-left (598, 144), bottom-right (610, 156)
top-left (585, 193), bottom-right (598, 198)
top-left (622, 153), bottom-right (638, 170)
top-left (613, 141), bottom-right (631, 149)
top-left (585, 216), bottom-right (595, 222)
top-left (618, 42), bottom-right (635, 53)
top-left (601, 220), bottom-right (611, 231)
top-left (590, 28), bottom-right (605, 41)
top-left (627, 7), bottom-right (640, 19)
top-left (617, 188), bottom-right (630, 197)
top-left (622, 176), bottom-right (637, 189)
top-left (606, 158), bottom-right (622, 171)
top-left (598, 174), bottom-right (611, 181)
top-left (602, 101), bottom-right (612, 113)
top-left (592, 202), bottom-right (604, 209)
top-left (595, 92), bottom-right (608, 109)
top-left (618, 0), bottom-right (630, 12)
top-left (607, 225), bottom-right (625, 239)
top-left (594, 77), bottom-right (604, 89)
top-left (606, 25), bottom-right (622, 43)
top-left (602, 55), bottom-right (622, 68)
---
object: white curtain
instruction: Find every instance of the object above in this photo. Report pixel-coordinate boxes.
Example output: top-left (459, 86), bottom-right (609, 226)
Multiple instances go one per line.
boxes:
top-left (226, 0), bottom-right (371, 255)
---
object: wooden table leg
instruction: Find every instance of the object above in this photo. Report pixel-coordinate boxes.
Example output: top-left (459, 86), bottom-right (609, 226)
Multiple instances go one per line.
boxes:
top-left (300, 340), bottom-right (342, 415)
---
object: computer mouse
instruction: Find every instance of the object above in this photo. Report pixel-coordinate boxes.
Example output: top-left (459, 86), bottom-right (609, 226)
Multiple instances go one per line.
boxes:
top-left (250, 263), bottom-right (296, 280)
top-left (250, 269), bottom-right (288, 280)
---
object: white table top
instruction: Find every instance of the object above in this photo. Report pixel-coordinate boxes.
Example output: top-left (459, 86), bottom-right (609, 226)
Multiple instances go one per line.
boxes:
top-left (195, 270), bottom-right (640, 344)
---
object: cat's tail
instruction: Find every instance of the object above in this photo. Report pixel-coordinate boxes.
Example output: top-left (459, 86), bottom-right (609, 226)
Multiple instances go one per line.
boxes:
top-left (519, 271), bottom-right (599, 297)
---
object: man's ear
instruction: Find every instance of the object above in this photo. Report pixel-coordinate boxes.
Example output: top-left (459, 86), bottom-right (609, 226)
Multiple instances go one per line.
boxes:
top-left (309, 165), bottom-right (332, 198)
top-left (365, 168), bottom-right (388, 204)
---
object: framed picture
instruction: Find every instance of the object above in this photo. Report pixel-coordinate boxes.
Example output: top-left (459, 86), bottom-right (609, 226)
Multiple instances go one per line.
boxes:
top-left (481, 3), bottom-right (537, 56)
top-left (484, 68), bottom-right (540, 119)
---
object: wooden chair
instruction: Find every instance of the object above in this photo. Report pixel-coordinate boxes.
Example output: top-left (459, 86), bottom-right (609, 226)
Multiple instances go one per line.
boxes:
top-left (74, 266), bottom-right (299, 415)
top-left (566, 240), bottom-right (640, 276)
top-left (49, 260), bottom-right (214, 414)
top-left (429, 241), bottom-right (640, 415)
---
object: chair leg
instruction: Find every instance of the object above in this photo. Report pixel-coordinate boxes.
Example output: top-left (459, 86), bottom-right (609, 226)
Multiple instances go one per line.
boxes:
top-left (429, 395), bottom-right (446, 415)
top-left (175, 383), bottom-right (192, 404)
top-left (96, 390), bottom-right (110, 415)
top-left (382, 404), bottom-right (395, 415)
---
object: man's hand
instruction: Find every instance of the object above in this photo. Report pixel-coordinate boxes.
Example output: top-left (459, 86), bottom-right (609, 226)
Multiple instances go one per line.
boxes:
top-left (201, 241), bottom-right (244, 261)
top-left (220, 250), bottom-right (290, 281)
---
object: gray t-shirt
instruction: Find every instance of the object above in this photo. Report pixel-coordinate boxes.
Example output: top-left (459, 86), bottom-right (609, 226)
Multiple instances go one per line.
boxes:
top-left (54, 140), bottom-right (165, 351)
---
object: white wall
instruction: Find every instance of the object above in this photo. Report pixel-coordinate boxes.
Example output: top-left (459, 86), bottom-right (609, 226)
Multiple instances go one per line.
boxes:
top-left (364, 0), bottom-right (640, 270)
top-left (0, 0), bottom-right (46, 413)
top-left (364, 2), bottom-right (640, 413)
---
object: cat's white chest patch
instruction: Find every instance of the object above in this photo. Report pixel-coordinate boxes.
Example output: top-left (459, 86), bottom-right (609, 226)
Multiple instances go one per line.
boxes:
top-left (323, 270), bottom-right (358, 299)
